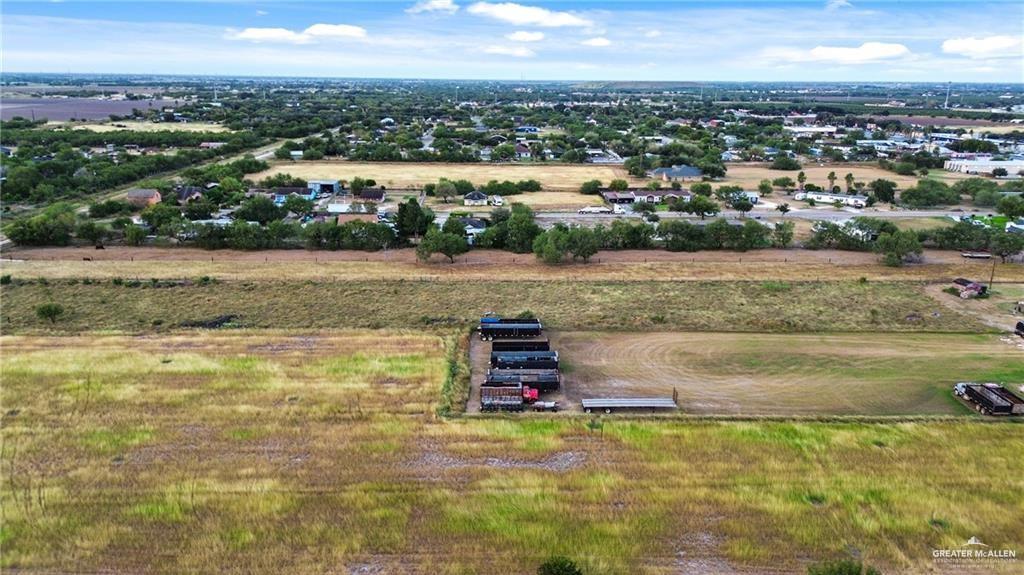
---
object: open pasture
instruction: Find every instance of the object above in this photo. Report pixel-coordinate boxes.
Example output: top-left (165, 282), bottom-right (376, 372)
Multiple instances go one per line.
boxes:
top-left (3, 333), bottom-right (1024, 574)
top-left (253, 160), bottom-right (640, 190)
top-left (61, 120), bottom-right (232, 133)
top-left (717, 162), bottom-right (974, 191)
top-left (549, 331), bottom-right (1024, 416)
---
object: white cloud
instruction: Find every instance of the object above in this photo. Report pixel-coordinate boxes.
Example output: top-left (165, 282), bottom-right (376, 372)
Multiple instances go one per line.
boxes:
top-left (467, 2), bottom-right (592, 27)
top-left (506, 30), bottom-right (544, 42)
top-left (762, 42), bottom-right (910, 65)
top-left (227, 23), bottom-right (366, 44)
top-left (644, 30), bottom-right (661, 38)
top-left (484, 45), bottom-right (535, 57)
top-left (304, 24), bottom-right (367, 39)
top-left (942, 35), bottom-right (1022, 59)
top-left (581, 37), bottom-right (611, 47)
top-left (826, 0), bottom-right (852, 10)
top-left (255, 10), bottom-right (268, 16)
top-left (406, 0), bottom-right (459, 15)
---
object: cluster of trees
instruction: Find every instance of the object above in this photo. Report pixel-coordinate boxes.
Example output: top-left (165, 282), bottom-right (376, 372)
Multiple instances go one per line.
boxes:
top-left (922, 220), bottom-right (1024, 262)
top-left (478, 179), bottom-right (542, 196)
top-left (1, 127), bottom-right (265, 203)
top-left (659, 219), bottom-right (792, 252)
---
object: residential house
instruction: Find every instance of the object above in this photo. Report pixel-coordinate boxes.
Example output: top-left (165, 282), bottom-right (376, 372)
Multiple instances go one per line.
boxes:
top-left (199, 142), bottom-right (226, 150)
top-left (175, 186), bottom-right (204, 203)
top-left (308, 179), bottom-right (340, 195)
top-left (794, 191), bottom-right (868, 208)
top-left (649, 164), bottom-right (703, 181)
top-left (457, 217), bottom-right (488, 245)
top-left (463, 190), bottom-right (489, 206)
top-left (515, 143), bottom-right (532, 159)
top-left (632, 190), bottom-right (692, 204)
top-left (271, 187), bottom-right (313, 206)
top-left (125, 188), bottom-right (162, 208)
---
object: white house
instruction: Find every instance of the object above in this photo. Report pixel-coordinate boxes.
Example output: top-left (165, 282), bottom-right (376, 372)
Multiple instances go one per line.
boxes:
top-left (463, 191), bottom-right (488, 206)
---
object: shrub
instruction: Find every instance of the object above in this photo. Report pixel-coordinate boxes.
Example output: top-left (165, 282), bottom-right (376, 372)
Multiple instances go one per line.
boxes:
top-left (35, 303), bottom-right (65, 324)
top-left (807, 559), bottom-right (880, 575)
top-left (0, 274), bottom-right (11, 285)
top-left (537, 556), bottom-right (583, 575)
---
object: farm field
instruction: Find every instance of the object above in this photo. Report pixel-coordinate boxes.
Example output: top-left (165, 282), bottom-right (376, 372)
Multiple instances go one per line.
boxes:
top-left (7, 247), bottom-right (1023, 283)
top-left (431, 191), bottom-right (599, 210)
top-left (3, 333), bottom-right (1023, 574)
top-left (544, 331), bottom-right (1023, 415)
top-left (0, 278), bottom-right (989, 334)
top-left (0, 97), bottom-right (179, 121)
top-left (253, 160), bottom-right (642, 190)
top-left (58, 120), bottom-right (232, 133)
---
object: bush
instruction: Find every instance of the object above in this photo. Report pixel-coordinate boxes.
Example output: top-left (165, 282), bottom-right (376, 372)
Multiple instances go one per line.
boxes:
top-left (537, 556), bottom-right (583, 575)
top-left (770, 156), bottom-right (801, 170)
top-left (807, 559), bottom-right (880, 575)
top-left (0, 274), bottom-right (11, 285)
top-left (35, 303), bottom-right (65, 324)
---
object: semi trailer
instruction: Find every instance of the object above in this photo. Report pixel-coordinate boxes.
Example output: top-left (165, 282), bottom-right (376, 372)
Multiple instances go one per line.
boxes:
top-left (491, 338), bottom-right (551, 352)
top-left (490, 351), bottom-right (559, 370)
top-left (954, 382), bottom-right (1024, 415)
top-left (485, 368), bottom-right (561, 391)
top-left (478, 318), bottom-right (543, 340)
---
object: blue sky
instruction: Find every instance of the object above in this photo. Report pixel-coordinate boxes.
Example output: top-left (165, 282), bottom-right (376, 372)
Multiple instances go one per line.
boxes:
top-left (2, 1), bottom-right (1022, 81)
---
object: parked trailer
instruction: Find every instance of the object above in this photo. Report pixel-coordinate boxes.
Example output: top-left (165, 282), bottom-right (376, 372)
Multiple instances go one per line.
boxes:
top-left (491, 338), bottom-right (551, 352)
top-left (485, 369), bottom-right (561, 391)
top-left (490, 351), bottom-right (559, 370)
top-left (478, 322), bottom-right (543, 340)
top-left (481, 384), bottom-right (538, 412)
top-left (582, 397), bottom-right (678, 414)
top-left (480, 317), bottom-right (541, 325)
top-left (954, 382), bottom-right (1024, 415)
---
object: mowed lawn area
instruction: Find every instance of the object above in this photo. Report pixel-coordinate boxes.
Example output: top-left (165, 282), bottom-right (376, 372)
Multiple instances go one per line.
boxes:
top-left (553, 331), bottom-right (1024, 415)
top-left (717, 163), bottom-right (974, 191)
top-left (0, 279), bottom-right (987, 333)
top-left (254, 160), bottom-right (641, 190)
top-left (3, 333), bottom-right (1023, 574)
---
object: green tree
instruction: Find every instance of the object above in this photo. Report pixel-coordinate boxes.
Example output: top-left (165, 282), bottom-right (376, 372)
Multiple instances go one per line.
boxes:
top-left (609, 179), bottom-right (629, 191)
top-left (567, 226), bottom-right (599, 262)
top-left (580, 179), bottom-right (602, 195)
top-left (844, 172), bottom-right (855, 192)
top-left (732, 198), bottom-right (754, 218)
top-left (776, 202), bottom-right (791, 217)
top-left (797, 171), bottom-right (807, 190)
top-left (75, 220), bottom-right (107, 244)
top-left (124, 224), bottom-right (146, 246)
top-left (685, 195), bottom-right (720, 220)
top-left (505, 205), bottom-right (542, 253)
top-left (690, 182), bottom-right (712, 196)
top-left (416, 228), bottom-right (468, 263)
top-left (868, 179), bottom-right (897, 203)
top-left (827, 171), bottom-right (837, 191)
top-left (397, 199), bottom-right (434, 238)
top-left (773, 221), bottom-right (795, 248)
top-left (990, 230), bottom-right (1024, 263)
top-left (997, 195), bottom-right (1024, 220)
top-left (875, 229), bottom-right (922, 266)
top-left (537, 556), bottom-right (583, 575)
top-left (234, 196), bottom-right (284, 225)
top-left (141, 203), bottom-right (183, 229)
top-left (772, 176), bottom-right (795, 190)
top-left (435, 180), bottom-right (458, 203)
top-left (282, 195), bottom-right (314, 216)
top-left (757, 179), bottom-right (773, 197)
top-left (770, 156), bottom-right (801, 170)
top-left (533, 227), bottom-right (569, 264)
top-left (35, 303), bottom-right (65, 324)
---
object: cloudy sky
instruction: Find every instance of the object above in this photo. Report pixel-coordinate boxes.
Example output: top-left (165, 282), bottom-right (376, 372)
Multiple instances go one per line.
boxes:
top-left (2, 1), bottom-right (1022, 81)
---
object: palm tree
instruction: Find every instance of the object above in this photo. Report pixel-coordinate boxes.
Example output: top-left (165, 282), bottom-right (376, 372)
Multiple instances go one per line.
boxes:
top-left (844, 173), bottom-right (855, 193)
top-left (797, 171), bottom-right (806, 190)
top-left (827, 171), bottom-right (837, 192)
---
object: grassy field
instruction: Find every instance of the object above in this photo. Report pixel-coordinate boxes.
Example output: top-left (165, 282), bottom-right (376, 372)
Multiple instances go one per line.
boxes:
top-left (7, 247), bottom-right (1022, 283)
top-left (57, 120), bottom-right (232, 133)
top-left (254, 160), bottom-right (641, 190)
top-left (430, 191), bottom-right (601, 210)
top-left (3, 333), bottom-right (1023, 574)
top-left (0, 279), bottom-right (988, 334)
top-left (718, 163), bottom-right (973, 191)
top-left (549, 331), bottom-right (1023, 415)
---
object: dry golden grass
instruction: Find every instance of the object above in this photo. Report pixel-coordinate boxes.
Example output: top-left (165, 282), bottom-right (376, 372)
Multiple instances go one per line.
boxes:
top-left (253, 160), bottom-right (641, 190)
top-left (58, 120), bottom-right (232, 133)
top-left (5, 247), bottom-right (1023, 282)
top-left (2, 333), bottom-right (1023, 574)
top-left (430, 191), bottom-right (600, 210)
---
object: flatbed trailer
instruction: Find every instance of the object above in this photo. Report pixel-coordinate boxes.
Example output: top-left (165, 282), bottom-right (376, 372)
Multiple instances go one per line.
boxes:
top-left (582, 397), bottom-right (678, 414)
top-left (491, 338), bottom-right (551, 352)
top-left (481, 384), bottom-right (525, 412)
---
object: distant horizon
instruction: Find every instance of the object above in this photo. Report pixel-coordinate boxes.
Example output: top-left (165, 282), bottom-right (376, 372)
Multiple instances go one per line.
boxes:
top-left (2, 1), bottom-right (1022, 83)
top-left (3, 71), bottom-right (1023, 88)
